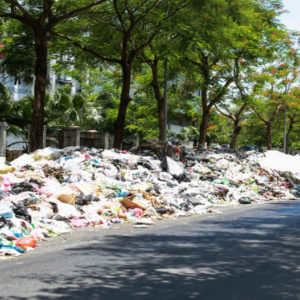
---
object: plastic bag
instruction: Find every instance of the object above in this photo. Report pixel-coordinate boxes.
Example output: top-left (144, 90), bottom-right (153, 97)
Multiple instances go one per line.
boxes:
top-left (15, 236), bottom-right (37, 249)
top-left (10, 154), bottom-right (35, 168)
top-left (0, 202), bottom-right (14, 219)
top-left (13, 204), bottom-right (32, 223)
top-left (166, 157), bottom-right (184, 178)
top-left (57, 193), bottom-right (76, 205)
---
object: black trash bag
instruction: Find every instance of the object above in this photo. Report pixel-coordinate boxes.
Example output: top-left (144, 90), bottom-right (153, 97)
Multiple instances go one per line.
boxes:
top-left (145, 187), bottom-right (153, 193)
top-left (160, 155), bottom-right (168, 172)
top-left (53, 215), bottom-right (70, 222)
top-left (13, 204), bottom-right (32, 223)
top-left (76, 195), bottom-right (89, 206)
top-left (11, 182), bottom-right (36, 194)
top-left (148, 184), bottom-right (161, 195)
top-left (49, 202), bottom-right (58, 214)
top-left (200, 175), bottom-right (218, 182)
top-left (23, 197), bottom-right (38, 207)
top-left (76, 194), bottom-right (94, 206)
top-left (239, 197), bottom-right (252, 204)
top-left (0, 217), bottom-right (6, 228)
top-left (174, 173), bottom-right (192, 183)
top-left (185, 160), bottom-right (196, 168)
top-left (155, 206), bottom-right (168, 214)
top-left (0, 216), bottom-right (13, 228)
top-left (154, 186), bottom-right (161, 194)
top-left (29, 179), bottom-right (42, 187)
top-left (137, 160), bottom-right (153, 170)
top-left (179, 202), bottom-right (192, 212)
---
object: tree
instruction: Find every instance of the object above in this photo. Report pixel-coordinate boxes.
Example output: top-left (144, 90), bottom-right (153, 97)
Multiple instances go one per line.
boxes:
top-left (143, 51), bottom-right (165, 141)
top-left (142, 42), bottom-right (180, 141)
top-left (45, 86), bottom-right (88, 128)
top-left (0, 83), bottom-right (13, 120)
top-left (251, 39), bottom-right (298, 150)
top-left (0, 21), bottom-right (35, 85)
top-left (214, 59), bottom-right (253, 149)
top-left (285, 87), bottom-right (300, 152)
top-left (0, 83), bottom-right (32, 135)
top-left (55, 0), bottom-right (187, 148)
top-left (140, 9), bottom-right (184, 142)
top-left (180, 0), bottom-right (286, 146)
top-left (0, 0), bottom-right (107, 151)
top-left (215, 100), bottom-right (247, 149)
top-left (252, 101), bottom-right (284, 150)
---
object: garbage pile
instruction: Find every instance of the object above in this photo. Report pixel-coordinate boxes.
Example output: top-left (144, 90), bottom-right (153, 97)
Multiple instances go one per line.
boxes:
top-left (0, 145), bottom-right (299, 257)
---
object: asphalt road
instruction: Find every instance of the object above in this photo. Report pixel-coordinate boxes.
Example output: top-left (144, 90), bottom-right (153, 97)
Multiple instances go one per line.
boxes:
top-left (0, 201), bottom-right (300, 300)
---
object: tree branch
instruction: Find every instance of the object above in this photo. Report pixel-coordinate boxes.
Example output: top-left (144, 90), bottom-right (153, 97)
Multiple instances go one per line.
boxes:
top-left (235, 78), bottom-right (246, 98)
top-left (209, 57), bottom-right (219, 69)
top-left (113, 0), bottom-right (126, 31)
top-left (252, 106), bottom-right (268, 124)
top-left (214, 105), bottom-right (234, 120)
top-left (186, 58), bottom-right (204, 72)
top-left (127, 1), bottom-right (188, 60)
top-left (39, 0), bottom-right (53, 25)
top-left (237, 102), bottom-right (247, 117)
top-left (129, 30), bottom-right (157, 61)
top-left (89, 15), bottom-right (122, 32)
top-left (133, 0), bottom-right (161, 27)
top-left (53, 0), bottom-right (107, 25)
top-left (0, 12), bottom-right (25, 22)
top-left (4, 0), bottom-right (31, 18)
top-left (3, 0), bottom-right (36, 27)
top-left (125, 0), bottom-right (134, 24)
top-left (53, 32), bottom-right (121, 64)
top-left (208, 77), bottom-right (234, 108)
top-left (132, 0), bottom-right (148, 14)
top-left (269, 103), bottom-right (284, 123)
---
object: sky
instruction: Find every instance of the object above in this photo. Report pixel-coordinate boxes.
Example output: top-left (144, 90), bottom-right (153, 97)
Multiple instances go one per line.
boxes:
top-left (280, 0), bottom-right (300, 31)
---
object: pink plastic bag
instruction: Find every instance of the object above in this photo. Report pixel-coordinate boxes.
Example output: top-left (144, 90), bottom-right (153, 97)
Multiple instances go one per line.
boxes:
top-left (133, 208), bottom-right (143, 217)
top-left (71, 218), bottom-right (87, 228)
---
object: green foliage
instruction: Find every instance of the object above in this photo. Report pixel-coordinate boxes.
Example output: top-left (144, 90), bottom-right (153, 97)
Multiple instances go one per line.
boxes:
top-left (174, 126), bottom-right (199, 142)
top-left (0, 21), bottom-right (35, 84)
top-left (0, 83), bottom-right (13, 119)
top-left (0, 0), bottom-right (298, 150)
top-left (45, 86), bottom-right (90, 128)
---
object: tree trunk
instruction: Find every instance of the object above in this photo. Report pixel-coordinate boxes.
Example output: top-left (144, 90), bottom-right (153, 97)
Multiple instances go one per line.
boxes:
top-left (286, 119), bottom-right (294, 154)
top-left (150, 59), bottom-right (164, 141)
top-left (198, 108), bottom-right (209, 147)
top-left (30, 36), bottom-right (48, 152)
top-left (198, 61), bottom-right (210, 147)
top-left (230, 121), bottom-right (242, 149)
top-left (113, 61), bottom-right (131, 149)
top-left (266, 122), bottom-right (272, 150)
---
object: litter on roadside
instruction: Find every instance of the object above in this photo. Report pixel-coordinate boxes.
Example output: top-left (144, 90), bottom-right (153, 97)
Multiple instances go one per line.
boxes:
top-left (1, 144), bottom-right (299, 257)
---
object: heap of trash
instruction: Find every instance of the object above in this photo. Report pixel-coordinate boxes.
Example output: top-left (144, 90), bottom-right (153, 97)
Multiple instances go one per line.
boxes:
top-left (1, 141), bottom-right (299, 257)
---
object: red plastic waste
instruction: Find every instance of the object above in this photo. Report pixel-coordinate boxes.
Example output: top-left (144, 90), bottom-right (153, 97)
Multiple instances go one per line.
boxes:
top-left (15, 236), bottom-right (37, 249)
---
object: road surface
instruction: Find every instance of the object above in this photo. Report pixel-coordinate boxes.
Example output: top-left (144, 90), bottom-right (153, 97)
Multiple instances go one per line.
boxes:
top-left (0, 201), bottom-right (300, 300)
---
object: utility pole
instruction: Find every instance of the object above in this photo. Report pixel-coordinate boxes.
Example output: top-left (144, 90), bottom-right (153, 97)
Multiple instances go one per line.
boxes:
top-left (283, 107), bottom-right (287, 154)
top-left (163, 59), bottom-right (168, 142)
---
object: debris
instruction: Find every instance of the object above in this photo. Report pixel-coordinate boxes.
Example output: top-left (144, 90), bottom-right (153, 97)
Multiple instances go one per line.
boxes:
top-left (0, 145), bottom-right (298, 257)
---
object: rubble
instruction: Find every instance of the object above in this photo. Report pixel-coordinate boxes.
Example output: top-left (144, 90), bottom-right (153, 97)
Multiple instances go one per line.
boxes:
top-left (0, 145), bottom-right (299, 257)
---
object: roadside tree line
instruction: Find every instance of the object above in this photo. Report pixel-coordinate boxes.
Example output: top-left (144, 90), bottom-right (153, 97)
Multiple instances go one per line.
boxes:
top-left (0, 0), bottom-right (299, 151)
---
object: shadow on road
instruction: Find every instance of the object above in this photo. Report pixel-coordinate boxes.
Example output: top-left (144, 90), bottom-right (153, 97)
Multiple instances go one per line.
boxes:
top-left (9, 203), bottom-right (300, 300)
